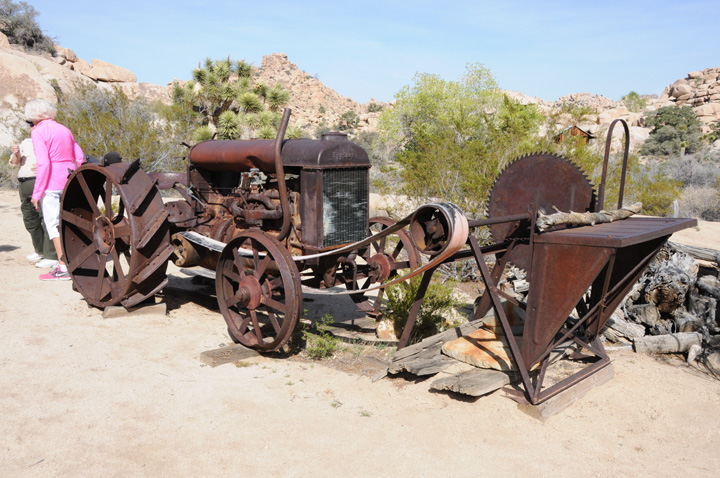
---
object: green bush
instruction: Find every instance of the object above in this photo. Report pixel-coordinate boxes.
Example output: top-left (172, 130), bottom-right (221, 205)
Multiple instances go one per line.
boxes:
top-left (303, 314), bottom-right (341, 359)
top-left (621, 91), bottom-right (648, 113)
top-left (376, 64), bottom-right (544, 216)
top-left (336, 110), bottom-right (360, 131)
top-left (640, 105), bottom-right (703, 156)
top-left (383, 277), bottom-right (462, 345)
top-left (0, 0), bottom-right (55, 54)
top-left (55, 83), bottom-right (195, 172)
top-left (0, 145), bottom-right (16, 188)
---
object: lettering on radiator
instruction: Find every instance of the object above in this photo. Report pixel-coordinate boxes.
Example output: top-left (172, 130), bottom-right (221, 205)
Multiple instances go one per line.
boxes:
top-left (332, 151), bottom-right (354, 160)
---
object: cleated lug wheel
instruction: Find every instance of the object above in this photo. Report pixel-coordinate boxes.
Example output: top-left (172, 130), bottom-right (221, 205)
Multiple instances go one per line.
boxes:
top-left (60, 162), bottom-right (171, 308)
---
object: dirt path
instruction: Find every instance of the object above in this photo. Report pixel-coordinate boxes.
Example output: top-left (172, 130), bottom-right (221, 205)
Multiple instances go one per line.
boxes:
top-left (1, 189), bottom-right (719, 477)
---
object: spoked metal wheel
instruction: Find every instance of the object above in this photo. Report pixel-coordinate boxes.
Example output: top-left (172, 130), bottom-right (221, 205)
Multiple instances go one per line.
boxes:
top-left (216, 231), bottom-right (302, 352)
top-left (60, 162), bottom-right (173, 308)
top-left (344, 217), bottom-right (421, 314)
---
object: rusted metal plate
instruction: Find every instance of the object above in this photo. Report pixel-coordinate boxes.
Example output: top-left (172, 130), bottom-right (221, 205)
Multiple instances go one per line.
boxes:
top-left (533, 217), bottom-right (697, 247)
top-left (522, 244), bottom-right (612, 367)
top-left (522, 217), bottom-right (697, 368)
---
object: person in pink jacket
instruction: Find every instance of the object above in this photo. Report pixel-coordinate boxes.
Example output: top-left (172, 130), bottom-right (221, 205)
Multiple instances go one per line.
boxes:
top-left (25, 99), bottom-right (85, 281)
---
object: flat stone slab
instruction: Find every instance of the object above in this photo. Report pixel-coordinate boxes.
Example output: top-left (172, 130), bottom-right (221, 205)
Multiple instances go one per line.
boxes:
top-left (102, 302), bottom-right (167, 319)
top-left (200, 344), bottom-right (260, 367)
top-left (442, 328), bottom-right (522, 371)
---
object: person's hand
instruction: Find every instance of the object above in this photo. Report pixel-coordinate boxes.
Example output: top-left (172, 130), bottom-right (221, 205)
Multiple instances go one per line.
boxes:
top-left (31, 198), bottom-right (39, 210)
top-left (31, 163), bottom-right (37, 171)
top-left (9, 145), bottom-right (20, 165)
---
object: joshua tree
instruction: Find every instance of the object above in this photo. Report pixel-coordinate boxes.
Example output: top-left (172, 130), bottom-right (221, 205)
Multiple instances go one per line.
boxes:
top-left (173, 57), bottom-right (291, 140)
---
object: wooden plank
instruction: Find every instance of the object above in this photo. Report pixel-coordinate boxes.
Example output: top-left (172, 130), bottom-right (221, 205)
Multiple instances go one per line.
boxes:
top-left (388, 356), bottom-right (454, 376)
top-left (200, 344), bottom-right (260, 367)
top-left (517, 363), bottom-right (615, 421)
top-left (430, 368), bottom-right (515, 397)
top-left (669, 241), bottom-right (720, 264)
top-left (633, 332), bottom-right (702, 354)
top-left (102, 302), bottom-right (167, 319)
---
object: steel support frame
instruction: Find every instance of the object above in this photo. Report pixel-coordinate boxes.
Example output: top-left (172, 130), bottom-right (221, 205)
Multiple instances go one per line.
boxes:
top-left (397, 230), bottom-right (670, 405)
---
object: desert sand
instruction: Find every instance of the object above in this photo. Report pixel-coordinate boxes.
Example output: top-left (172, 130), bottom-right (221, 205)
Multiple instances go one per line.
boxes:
top-left (1, 188), bottom-right (719, 477)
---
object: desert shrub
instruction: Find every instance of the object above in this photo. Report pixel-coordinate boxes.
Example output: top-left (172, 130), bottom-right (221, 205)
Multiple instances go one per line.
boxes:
top-left (367, 103), bottom-right (383, 113)
top-left (677, 186), bottom-right (720, 221)
top-left (55, 83), bottom-right (194, 172)
top-left (621, 91), bottom-right (648, 113)
top-left (629, 169), bottom-right (682, 216)
top-left (376, 64), bottom-right (544, 216)
top-left (314, 123), bottom-right (330, 139)
top-left (0, 145), bottom-right (16, 187)
top-left (702, 120), bottom-right (720, 144)
top-left (640, 105), bottom-right (703, 156)
top-left (303, 314), bottom-right (341, 359)
top-left (383, 277), bottom-right (462, 345)
top-left (537, 126), bottom-right (682, 216)
top-left (0, 0), bottom-right (55, 54)
top-left (661, 152), bottom-right (720, 188)
top-left (335, 110), bottom-right (359, 131)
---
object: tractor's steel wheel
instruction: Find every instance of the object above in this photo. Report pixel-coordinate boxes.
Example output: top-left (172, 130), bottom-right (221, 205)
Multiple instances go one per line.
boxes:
top-left (60, 162), bottom-right (172, 308)
top-left (345, 217), bottom-right (421, 313)
top-left (216, 231), bottom-right (302, 352)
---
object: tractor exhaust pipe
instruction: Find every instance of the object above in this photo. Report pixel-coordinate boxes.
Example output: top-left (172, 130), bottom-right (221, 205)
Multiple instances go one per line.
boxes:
top-left (274, 108), bottom-right (292, 242)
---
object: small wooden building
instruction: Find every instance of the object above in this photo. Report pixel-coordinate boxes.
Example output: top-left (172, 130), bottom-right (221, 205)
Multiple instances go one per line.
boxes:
top-left (554, 126), bottom-right (594, 144)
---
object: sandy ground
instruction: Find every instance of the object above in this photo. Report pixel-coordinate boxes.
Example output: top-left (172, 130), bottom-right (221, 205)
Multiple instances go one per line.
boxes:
top-left (1, 188), bottom-right (720, 477)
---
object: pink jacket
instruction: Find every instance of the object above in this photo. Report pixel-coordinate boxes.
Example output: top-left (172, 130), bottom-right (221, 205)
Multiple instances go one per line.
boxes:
top-left (31, 119), bottom-right (85, 201)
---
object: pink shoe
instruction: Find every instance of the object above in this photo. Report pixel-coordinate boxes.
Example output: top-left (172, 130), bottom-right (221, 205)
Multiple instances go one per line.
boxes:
top-left (40, 267), bottom-right (71, 281)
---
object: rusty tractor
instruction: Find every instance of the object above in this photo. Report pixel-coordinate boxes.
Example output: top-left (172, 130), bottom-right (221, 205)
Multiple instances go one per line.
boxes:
top-left (59, 110), bottom-right (696, 404)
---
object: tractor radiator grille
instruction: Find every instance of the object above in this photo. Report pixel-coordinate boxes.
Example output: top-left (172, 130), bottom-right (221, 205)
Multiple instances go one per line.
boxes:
top-left (322, 168), bottom-right (368, 247)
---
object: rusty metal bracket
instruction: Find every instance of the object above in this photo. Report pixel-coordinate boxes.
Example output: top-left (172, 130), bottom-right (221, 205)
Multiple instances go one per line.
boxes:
top-left (597, 118), bottom-right (630, 211)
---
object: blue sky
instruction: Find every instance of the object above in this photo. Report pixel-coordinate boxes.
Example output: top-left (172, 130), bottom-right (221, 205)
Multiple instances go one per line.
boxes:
top-left (27, 0), bottom-right (720, 103)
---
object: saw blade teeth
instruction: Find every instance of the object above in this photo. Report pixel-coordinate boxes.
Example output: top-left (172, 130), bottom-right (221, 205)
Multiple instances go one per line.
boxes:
top-left (486, 151), bottom-right (596, 247)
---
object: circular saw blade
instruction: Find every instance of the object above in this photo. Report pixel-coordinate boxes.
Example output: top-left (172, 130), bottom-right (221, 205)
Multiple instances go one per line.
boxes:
top-left (487, 152), bottom-right (595, 271)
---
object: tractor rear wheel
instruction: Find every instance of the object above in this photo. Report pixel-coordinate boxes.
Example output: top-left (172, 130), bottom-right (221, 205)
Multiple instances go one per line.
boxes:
top-left (60, 162), bottom-right (173, 308)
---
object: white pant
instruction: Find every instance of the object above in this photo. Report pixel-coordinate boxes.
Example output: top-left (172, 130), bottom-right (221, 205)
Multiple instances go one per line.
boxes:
top-left (41, 190), bottom-right (62, 240)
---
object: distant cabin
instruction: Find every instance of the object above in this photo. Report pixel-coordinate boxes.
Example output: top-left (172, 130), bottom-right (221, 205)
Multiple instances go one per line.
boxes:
top-left (554, 126), bottom-right (594, 144)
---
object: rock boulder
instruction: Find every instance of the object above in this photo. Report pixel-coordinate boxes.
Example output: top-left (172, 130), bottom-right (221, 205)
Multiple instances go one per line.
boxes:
top-left (0, 31), bottom-right (10, 50)
top-left (86, 59), bottom-right (137, 83)
top-left (0, 50), bottom-right (58, 107)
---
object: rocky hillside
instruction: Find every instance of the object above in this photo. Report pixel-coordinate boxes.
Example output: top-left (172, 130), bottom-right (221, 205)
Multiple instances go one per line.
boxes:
top-left (255, 53), bottom-right (383, 133)
top-left (0, 33), bottom-right (381, 148)
top-left (0, 31), bottom-right (169, 147)
top-left (1, 28), bottom-right (719, 153)
top-left (660, 67), bottom-right (720, 124)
